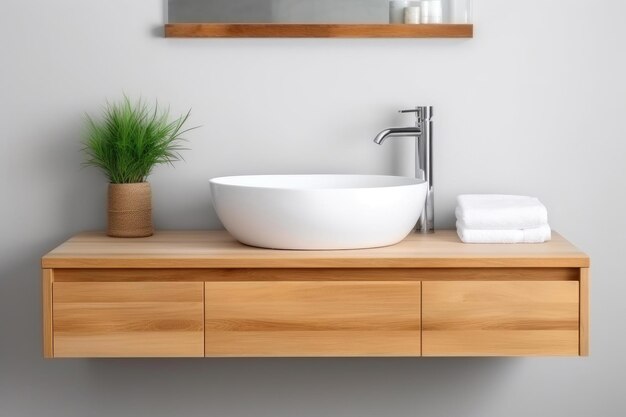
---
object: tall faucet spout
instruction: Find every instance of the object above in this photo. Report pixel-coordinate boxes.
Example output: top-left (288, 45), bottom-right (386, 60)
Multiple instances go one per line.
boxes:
top-left (373, 106), bottom-right (433, 234)
top-left (373, 127), bottom-right (422, 145)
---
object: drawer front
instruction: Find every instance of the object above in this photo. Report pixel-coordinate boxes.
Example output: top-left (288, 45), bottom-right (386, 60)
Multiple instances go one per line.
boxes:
top-left (204, 281), bottom-right (421, 356)
top-left (53, 282), bottom-right (204, 357)
top-left (422, 281), bottom-right (579, 356)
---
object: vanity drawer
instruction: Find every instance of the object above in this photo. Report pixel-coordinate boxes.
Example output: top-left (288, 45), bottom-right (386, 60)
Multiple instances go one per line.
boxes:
top-left (53, 282), bottom-right (204, 357)
top-left (422, 281), bottom-right (580, 356)
top-left (204, 281), bottom-right (421, 356)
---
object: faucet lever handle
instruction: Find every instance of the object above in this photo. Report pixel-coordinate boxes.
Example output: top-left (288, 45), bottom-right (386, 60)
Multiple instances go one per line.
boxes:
top-left (399, 106), bottom-right (433, 121)
top-left (399, 108), bottom-right (421, 113)
top-left (400, 108), bottom-right (424, 124)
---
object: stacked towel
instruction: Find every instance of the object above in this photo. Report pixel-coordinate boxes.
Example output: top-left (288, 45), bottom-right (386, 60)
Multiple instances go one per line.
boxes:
top-left (456, 195), bottom-right (551, 244)
top-left (457, 224), bottom-right (552, 244)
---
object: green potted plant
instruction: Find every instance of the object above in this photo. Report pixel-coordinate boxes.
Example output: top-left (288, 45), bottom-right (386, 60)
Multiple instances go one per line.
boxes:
top-left (83, 97), bottom-right (194, 237)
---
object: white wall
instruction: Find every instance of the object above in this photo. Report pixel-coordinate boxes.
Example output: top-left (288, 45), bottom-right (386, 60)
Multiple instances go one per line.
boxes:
top-left (1, 1), bottom-right (625, 416)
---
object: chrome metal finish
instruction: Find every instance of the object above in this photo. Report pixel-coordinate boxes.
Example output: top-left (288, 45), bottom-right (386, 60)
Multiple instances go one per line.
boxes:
top-left (373, 127), bottom-right (422, 144)
top-left (373, 106), bottom-right (434, 233)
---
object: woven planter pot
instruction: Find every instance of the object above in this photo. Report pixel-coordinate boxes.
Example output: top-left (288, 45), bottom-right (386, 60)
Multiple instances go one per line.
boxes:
top-left (107, 183), bottom-right (153, 238)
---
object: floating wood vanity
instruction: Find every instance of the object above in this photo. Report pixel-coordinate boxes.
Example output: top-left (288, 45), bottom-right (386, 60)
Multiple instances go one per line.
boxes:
top-left (42, 230), bottom-right (589, 358)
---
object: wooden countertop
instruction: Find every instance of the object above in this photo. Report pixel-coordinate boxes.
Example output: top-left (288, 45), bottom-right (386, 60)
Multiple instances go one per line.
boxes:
top-left (41, 230), bottom-right (589, 269)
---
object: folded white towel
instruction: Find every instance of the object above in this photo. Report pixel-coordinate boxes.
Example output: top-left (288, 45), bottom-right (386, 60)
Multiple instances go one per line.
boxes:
top-left (455, 194), bottom-right (548, 230)
top-left (456, 222), bottom-right (552, 244)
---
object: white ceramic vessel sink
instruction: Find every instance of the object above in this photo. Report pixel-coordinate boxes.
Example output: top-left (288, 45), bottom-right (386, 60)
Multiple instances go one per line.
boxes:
top-left (209, 174), bottom-right (427, 250)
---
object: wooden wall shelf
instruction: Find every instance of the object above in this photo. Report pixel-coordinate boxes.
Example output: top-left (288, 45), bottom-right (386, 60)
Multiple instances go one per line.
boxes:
top-left (164, 23), bottom-right (473, 38)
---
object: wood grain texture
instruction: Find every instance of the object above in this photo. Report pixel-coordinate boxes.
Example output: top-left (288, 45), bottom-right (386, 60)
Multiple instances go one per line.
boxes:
top-left (52, 267), bottom-right (580, 282)
top-left (201, 268), bottom-right (579, 281)
top-left (422, 281), bottom-right (580, 356)
top-left (164, 23), bottom-right (473, 38)
top-left (204, 281), bottom-right (421, 356)
top-left (53, 282), bottom-right (204, 357)
top-left (41, 231), bottom-right (589, 358)
top-left (41, 230), bottom-right (589, 269)
top-left (42, 269), bottom-right (53, 358)
top-left (580, 268), bottom-right (589, 356)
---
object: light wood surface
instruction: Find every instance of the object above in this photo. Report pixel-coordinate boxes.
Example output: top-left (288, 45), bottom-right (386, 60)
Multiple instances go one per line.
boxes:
top-left (42, 269), bottom-right (53, 358)
top-left (52, 267), bottom-right (580, 282)
top-left (204, 281), bottom-right (421, 356)
top-left (41, 230), bottom-right (589, 358)
top-left (53, 282), bottom-right (204, 357)
top-left (42, 230), bottom-right (589, 269)
top-left (579, 268), bottom-right (589, 356)
top-left (164, 23), bottom-right (473, 38)
top-left (422, 281), bottom-right (580, 356)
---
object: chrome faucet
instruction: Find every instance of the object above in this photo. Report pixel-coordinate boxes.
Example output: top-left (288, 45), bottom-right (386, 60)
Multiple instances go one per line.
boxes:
top-left (374, 106), bottom-right (434, 233)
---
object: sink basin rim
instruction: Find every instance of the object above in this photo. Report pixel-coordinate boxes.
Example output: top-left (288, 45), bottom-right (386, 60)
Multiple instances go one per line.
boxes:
top-left (209, 174), bottom-right (425, 191)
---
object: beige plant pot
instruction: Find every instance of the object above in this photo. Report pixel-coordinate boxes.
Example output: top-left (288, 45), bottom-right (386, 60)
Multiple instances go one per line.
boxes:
top-left (107, 183), bottom-right (153, 238)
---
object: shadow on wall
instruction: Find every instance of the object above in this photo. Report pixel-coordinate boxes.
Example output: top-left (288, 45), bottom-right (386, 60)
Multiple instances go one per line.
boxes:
top-left (0, 115), bottom-right (106, 366)
top-left (75, 357), bottom-right (518, 416)
top-left (40, 115), bottom-right (107, 234)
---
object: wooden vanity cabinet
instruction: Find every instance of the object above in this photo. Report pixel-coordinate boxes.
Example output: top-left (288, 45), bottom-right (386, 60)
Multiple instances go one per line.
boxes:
top-left (422, 280), bottom-right (580, 356)
top-left (204, 281), bottom-right (421, 357)
top-left (51, 281), bottom-right (204, 357)
top-left (42, 231), bottom-right (589, 358)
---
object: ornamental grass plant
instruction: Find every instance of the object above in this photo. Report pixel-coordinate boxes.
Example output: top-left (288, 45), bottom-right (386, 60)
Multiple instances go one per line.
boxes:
top-left (83, 97), bottom-right (194, 184)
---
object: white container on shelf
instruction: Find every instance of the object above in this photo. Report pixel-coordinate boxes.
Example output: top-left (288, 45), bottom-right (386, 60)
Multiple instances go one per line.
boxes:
top-left (404, 6), bottom-right (421, 24)
top-left (389, 1), bottom-right (409, 23)
top-left (450, 0), bottom-right (472, 23)
top-left (421, 0), bottom-right (443, 24)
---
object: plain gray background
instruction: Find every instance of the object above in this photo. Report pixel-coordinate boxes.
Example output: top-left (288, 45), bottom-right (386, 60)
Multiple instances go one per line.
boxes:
top-left (1, 0), bottom-right (625, 416)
